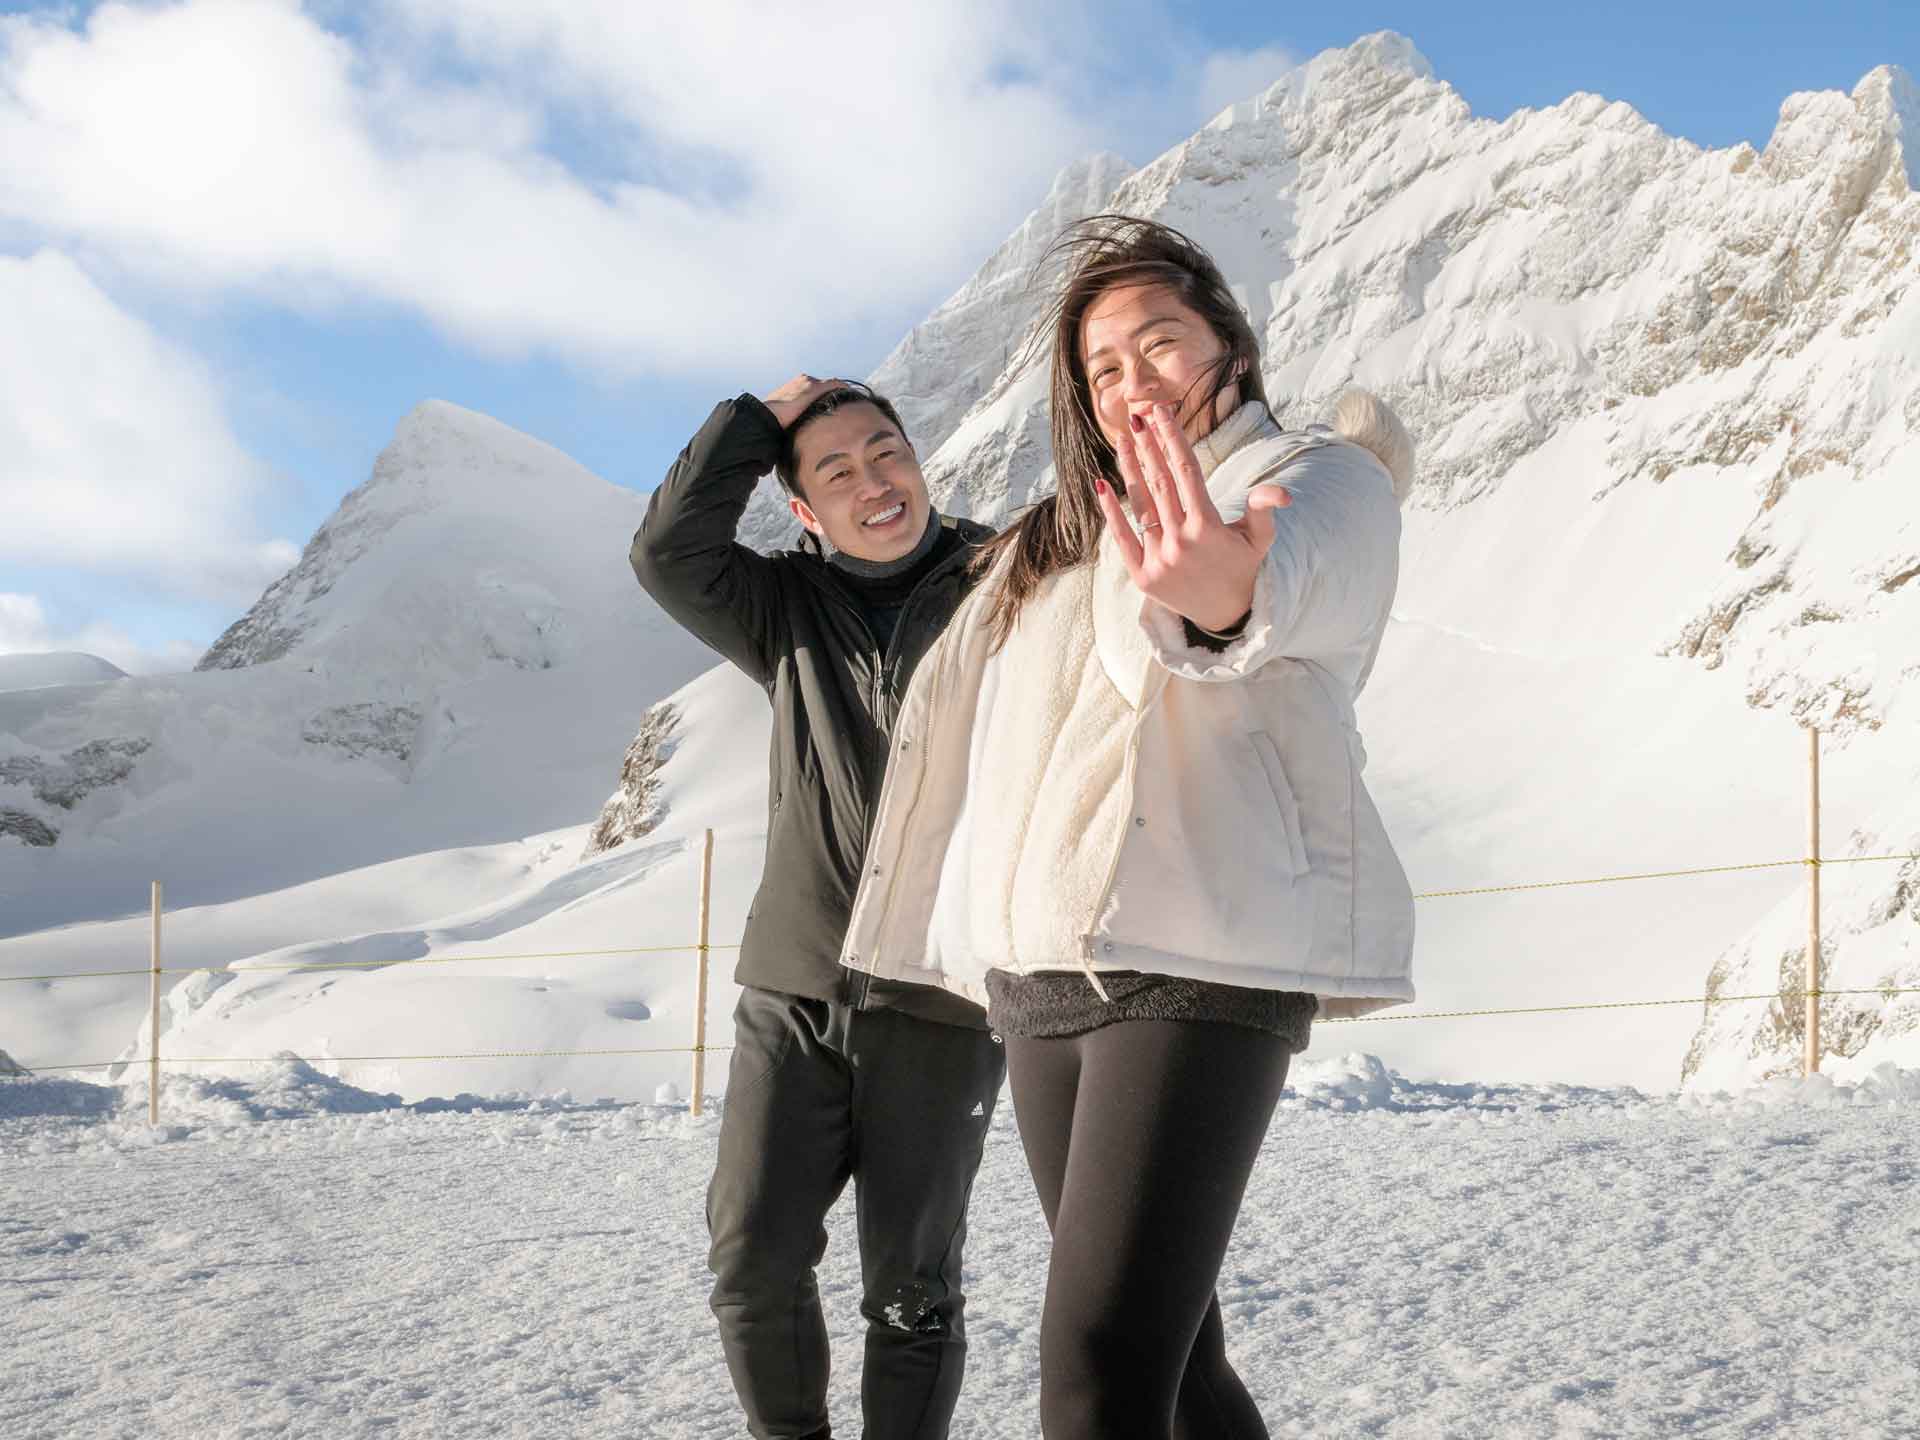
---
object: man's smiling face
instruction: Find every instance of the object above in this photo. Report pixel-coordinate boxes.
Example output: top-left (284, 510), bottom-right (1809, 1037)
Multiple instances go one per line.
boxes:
top-left (787, 401), bottom-right (930, 562)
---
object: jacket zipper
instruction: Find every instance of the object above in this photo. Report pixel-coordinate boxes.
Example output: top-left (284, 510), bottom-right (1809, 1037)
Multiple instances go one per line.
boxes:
top-left (797, 547), bottom-right (968, 1007)
top-left (788, 566), bottom-right (882, 1007)
top-left (1077, 717), bottom-right (1141, 1002)
top-left (856, 609), bottom-right (948, 983)
top-left (1079, 620), bottom-right (1172, 1000)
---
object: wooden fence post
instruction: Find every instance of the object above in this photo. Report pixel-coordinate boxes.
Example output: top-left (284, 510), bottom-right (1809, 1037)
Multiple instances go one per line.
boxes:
top-left (1806, 728), bottom-right (1822, 1078)
top-left (149, 881), bottom-right (163, 1125)
top-left (691, 829), bottom-right (715, 1115)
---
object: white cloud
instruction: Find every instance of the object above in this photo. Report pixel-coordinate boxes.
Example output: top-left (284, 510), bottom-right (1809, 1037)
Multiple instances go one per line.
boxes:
top-left (0, 2), bottom-right (1312, 674)
top-left (0, 592), bottom-right (200, 675)
top-left (0, 0), bottom-right (1112, 374)
top-left (1196, 44), bottom-right (1301, 120)
top-left (0, 249), bottom-right (297, 602)
top-left (0, 595), bottom-right (51, 653)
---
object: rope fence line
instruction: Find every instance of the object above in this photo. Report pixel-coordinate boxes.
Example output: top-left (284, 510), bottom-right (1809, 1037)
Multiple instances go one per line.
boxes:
top-left (16, 989), bottom-right (1920, 1078)
top-left (1326, 986), bottom-right (1920, 1024)
top-left (1410, 851), bottom-right (1918, 900)
top-left (5, 851), bottom-right (1914, 990)
top-left (23, 1045), bottom-right (741, 1076)
top-left (0, 942), bottom-right (747, 986)
top-left (1411, 857), bottom-right (1802, 899)
top-left (4, 733), bottom-right (1914, 1121)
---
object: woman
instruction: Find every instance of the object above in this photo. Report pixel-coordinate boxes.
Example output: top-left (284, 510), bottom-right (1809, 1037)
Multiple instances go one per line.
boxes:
top-left (841, 216), bottom-right (1416, 1437)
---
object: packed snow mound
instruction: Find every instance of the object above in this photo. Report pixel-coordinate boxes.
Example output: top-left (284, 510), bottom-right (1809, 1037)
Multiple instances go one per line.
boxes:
top-left (0, 652), bottom-right (127, 692)
top-left (3, 1061), bottom-right (649, 1144)
top-left (110, 1054), bottom-right (414, 1128)
top-left (16, 1055), bottom-right (1918, 1148)
top-left (1284, 1052), bottom-right (1656, 1113)
top-left (1721, 1061), bottom-right (1920, 1109)
top-left (0, 1073), bottom-right (117, 1121)
top-left (1276, 1054), bottom-right (1920, 1116)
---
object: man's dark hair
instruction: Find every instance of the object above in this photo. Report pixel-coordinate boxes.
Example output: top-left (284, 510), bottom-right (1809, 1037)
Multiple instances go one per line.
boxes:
top-left (775, 383), bottom-right (912, 497)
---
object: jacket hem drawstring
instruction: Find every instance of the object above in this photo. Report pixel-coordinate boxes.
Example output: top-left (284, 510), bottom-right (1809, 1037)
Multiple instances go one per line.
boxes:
top-left (1081, 957), bottom-right (1113, 1003)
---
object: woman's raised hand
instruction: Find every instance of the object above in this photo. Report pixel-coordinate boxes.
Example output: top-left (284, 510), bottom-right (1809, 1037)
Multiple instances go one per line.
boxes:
top-left (1093, 401), bottom-right (1291, 634)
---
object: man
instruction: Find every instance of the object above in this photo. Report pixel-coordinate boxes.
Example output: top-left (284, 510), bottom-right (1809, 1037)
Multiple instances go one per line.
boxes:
top-left (631, 375), bottom-right (1006, 1440)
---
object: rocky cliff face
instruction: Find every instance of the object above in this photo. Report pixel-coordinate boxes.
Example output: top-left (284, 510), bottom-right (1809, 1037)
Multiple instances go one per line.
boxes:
top-left (582, 700), bottom-right (682, 859)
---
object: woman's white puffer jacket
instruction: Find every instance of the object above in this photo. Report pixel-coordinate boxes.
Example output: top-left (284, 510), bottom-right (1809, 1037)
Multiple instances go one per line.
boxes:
top-left (840, 394), bottom-right (1416, 1020)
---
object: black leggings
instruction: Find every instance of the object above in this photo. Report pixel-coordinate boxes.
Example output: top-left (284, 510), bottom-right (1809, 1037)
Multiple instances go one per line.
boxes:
top-left (1005, 1018), bottom-right (1293, 1440)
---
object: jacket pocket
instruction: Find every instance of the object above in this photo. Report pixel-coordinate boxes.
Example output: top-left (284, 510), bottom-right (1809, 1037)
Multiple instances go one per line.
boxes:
top-left (726, 992), bottom-right (798, 1096)
top-left (1249, 730), bottom-right (1309, 880)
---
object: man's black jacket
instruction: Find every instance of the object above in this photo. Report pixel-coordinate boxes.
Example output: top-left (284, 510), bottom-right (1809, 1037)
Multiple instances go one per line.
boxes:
top-left (631, 393), bottom-right (991, 1028)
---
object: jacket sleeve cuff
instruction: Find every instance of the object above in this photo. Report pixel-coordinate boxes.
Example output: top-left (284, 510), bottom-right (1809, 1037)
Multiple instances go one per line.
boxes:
top-left (734, 391), bottom-right (785, 438)
top-left (1139, 562), bottom-right (1278, 681)
top-left (1182, 609), bottom-right (1251, 650)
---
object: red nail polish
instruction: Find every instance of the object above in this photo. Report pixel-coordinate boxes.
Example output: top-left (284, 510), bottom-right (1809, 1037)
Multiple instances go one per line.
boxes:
top-left (1129, 413), bottom-right (1144, 433)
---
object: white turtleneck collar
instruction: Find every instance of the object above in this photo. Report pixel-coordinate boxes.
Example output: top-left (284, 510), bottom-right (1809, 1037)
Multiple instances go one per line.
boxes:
top-left (1189, 400), bottom-right (1280, 481)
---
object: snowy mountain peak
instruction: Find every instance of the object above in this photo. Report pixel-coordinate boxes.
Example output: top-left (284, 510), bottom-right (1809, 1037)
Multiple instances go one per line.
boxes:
top-left (0, 652), bottom-right (127, 693)
top-left (1851, 63), bottom-right (1918, 122)
top-left (1306, 29), bottom-right (1434, 85)
top-left (199, 401), bottom-right (629, 673)
top-left (370, 399), bottom-right (601, 505)
top-left (1762, 63), bottom-right (1919, 193)
top-left (1249, 30), bottom-right (1447, 130)
top-left (5, 398), bottom-right (715, 933)
top-left (1852, 64), bottom-right (1920, 189)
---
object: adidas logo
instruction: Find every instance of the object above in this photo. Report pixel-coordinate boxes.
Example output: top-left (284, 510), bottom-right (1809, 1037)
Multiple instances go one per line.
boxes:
top-left (969, 1101), bottom-right (985, 1117)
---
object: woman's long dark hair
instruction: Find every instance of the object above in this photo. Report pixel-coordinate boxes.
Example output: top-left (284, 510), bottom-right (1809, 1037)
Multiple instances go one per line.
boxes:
top-left (971, 214), bottom-right (1270, 647)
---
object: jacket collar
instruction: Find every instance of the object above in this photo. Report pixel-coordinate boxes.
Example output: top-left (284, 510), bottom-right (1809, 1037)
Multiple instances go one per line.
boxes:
top-left (794, 509), bottom-right (992, 562)
top-left (1191, 402), bottom-right (1283, 489)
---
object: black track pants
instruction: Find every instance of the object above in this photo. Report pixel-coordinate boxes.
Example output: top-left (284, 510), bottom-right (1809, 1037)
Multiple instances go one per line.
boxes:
top-left (1004, 1018), bottom-right (1292, 1440)
top-left (706, 986), bottom-right (1007, 1440)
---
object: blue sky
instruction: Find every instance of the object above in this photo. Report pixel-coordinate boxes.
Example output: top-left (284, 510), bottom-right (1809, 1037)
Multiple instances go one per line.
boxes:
top-left (2, 0), bottom-right (1915, 670)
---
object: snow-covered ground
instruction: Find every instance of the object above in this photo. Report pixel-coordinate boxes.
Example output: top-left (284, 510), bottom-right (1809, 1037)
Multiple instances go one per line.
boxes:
top-left (5, 1058), bottom-right (1917, 1439)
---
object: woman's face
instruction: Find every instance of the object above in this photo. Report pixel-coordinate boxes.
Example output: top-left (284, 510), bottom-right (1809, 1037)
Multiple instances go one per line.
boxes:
top-left (1078, 281), bottom-right (1235, 456)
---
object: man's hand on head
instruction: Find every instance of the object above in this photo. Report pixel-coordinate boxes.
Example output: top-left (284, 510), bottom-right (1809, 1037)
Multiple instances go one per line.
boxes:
top-left (762, 374), bottom-right (848, 430)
